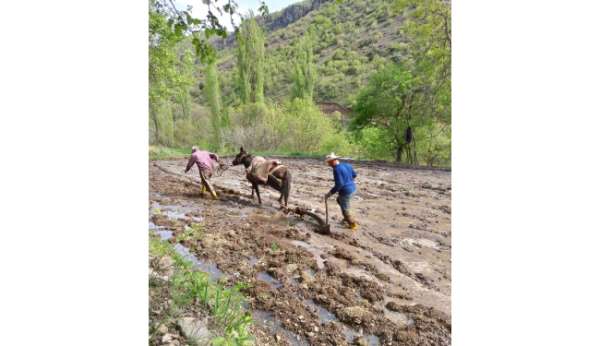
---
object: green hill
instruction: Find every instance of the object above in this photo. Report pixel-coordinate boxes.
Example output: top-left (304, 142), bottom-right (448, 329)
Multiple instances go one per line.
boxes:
top-left (150, 0), bottom-right (450, 166)
top-left (212, 0), bottom-right (407, 108)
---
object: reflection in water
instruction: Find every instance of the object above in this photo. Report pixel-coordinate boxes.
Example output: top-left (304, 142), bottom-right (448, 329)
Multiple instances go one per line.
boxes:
top-left (257, 271), bottom-right (283, 289)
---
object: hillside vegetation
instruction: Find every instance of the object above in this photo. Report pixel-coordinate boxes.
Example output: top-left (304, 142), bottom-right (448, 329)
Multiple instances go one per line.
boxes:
top-left (149, 0), bottom-right (451, 166)
top-left (216, 0), bottom-right (408, 107)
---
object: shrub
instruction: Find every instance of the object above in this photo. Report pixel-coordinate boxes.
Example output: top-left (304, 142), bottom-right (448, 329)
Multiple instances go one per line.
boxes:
top-left (222, 103), bottom-right (286, 151)
top-left (279, 98), bottom-right (335, 152)
top-left (173, 117), bottom-right (198, 147)
top-left (355, 126), bottom-right (395, 160)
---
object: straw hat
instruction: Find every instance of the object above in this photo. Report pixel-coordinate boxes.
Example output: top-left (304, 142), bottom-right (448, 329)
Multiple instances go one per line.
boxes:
top-left (325, 152), bottom-right (341, 162)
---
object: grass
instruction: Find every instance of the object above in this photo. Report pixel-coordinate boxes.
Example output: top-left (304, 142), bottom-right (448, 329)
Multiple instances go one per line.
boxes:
top-left (150, 146), bottom-right (330, 164)
top-left (150, 146), bottom-right (331, 159)
top-left (150, 146), bottom-right (451, 170)
top-left (270, 242), bottom-right (280, 252)
top-left (175, 223), bottom-right (204, 243)
top-left (149, 146), bottom-right (190, 160)
top-left (150, 235), bottom-right (254, 345)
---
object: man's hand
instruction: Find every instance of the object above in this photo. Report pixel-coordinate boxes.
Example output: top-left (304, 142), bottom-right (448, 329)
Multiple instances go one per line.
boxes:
top-left (324, 192), bottom-right (331, 201)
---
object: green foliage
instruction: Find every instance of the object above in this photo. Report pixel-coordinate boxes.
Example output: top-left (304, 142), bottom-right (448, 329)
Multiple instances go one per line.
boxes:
top-left (222, 98), bottom-right (355, 157)
top-left (175, 223), bottom-right (204, 243)
top-left (150, 0), bottom-right (229, 62)
top-left (416, 122), bottom-right (451, 166)
top-left (149, 3), bottom-right (197, 146)
top-left (236, 17), bottom-right (265, 104)
top-left (353, 126), bottom-right (395, 160)
top-left (223, 103), bottom-right (286, 151)
top-left (352, 63), bottom-right (424, 162)
top-left (279, 98), bottom-right (337, 153)
top-left (321, 131), bottom-right (359, 157)
top-left (204, 60), bottom-right (225, 151)
top-left (149, 0), bottom-right (451, 167)
top-left (149, 236), bottom-right (254, 345)
top-left (291, 30), bottom-right (316, 101)
top-left (394, 0), bottom-right (451, 124)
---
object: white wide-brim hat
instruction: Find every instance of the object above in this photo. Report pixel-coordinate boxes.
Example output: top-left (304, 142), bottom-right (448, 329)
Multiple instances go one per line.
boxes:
top-left (325, 152), bottom-right (341, 162)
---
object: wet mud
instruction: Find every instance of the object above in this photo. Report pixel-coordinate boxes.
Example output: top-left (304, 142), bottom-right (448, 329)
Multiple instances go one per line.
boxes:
top-left (150, 157), bottom-right (451, 345)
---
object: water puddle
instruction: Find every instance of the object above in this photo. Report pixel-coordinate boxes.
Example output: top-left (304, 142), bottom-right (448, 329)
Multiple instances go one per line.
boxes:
top-left (151, 200), bottom-right (202, 222)
top-left (247, 256), bottom-right (259, 267)
top-left (303, 299), bottom-right (336, 323)
top-left (300, 297), bottom-right (380, 345)
top-left (385, 309), bottom-right (411, 326)
top-left (150, 222), bottom-right (174, 240)
top-left (257, 271), bottom-right (283, 289)
top-left (166, 210), bottom-right (186, 220)
top-left (253, 310), bottom-right (308, 346)
top-left (365, 334), bottom-right (381, 345)
top-left (150, 217), bottom-right (223, 281)
top-left (172, 243), bottom-right (224, 281)
top-left (155, 229), bottom-right (174, 241)
top-left (341, 326), bottom-right (380, 346)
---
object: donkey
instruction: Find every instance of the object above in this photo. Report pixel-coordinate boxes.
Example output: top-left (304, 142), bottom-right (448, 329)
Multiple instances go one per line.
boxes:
top-left (231, 147), bottom-right (292, 207)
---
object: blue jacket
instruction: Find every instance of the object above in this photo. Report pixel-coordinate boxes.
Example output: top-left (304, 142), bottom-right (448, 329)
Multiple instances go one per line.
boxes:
top-left (329, 162), bottom-right (357, 195)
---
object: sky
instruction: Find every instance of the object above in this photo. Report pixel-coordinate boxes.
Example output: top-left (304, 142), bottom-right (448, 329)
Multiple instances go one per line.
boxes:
top-left (174, 0), bottom-right (300, 31)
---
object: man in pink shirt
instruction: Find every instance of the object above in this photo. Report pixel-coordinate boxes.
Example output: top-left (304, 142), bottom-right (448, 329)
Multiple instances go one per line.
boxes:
top-left (184, 146), bottom-right (220, 199)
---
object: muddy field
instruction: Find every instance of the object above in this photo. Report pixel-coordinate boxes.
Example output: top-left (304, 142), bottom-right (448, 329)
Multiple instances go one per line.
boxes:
top-left (149, 157), bottom-right (451, 345)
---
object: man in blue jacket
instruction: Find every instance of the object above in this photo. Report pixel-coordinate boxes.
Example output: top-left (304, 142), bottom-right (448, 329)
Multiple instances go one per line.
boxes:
top-left (323, 152), bottom-right (358, 231)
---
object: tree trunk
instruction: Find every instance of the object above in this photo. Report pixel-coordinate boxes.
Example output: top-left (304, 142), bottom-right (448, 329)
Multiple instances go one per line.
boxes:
top-left (151, 108), bottom-right (160, 144)
top-left (395, 144), bottom-right (403, 162)
top-left (412, 137), bottom-right (418, 164)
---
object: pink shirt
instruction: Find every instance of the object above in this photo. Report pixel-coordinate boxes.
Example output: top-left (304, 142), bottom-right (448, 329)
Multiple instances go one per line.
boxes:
top-left (185, 150), bottom-right (219, 176)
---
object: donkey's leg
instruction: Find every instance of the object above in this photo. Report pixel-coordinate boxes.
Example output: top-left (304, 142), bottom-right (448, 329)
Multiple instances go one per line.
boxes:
top-left (266, 175), bottom-right (284, 207)
top-left (254, 183), bottom-right (262, 204)
top-left (282, 171), bottom-right (291, 207)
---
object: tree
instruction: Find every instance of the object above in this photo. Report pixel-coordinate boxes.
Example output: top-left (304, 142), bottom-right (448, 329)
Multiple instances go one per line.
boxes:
top-left (291, 30), bottom-right (316, 101)
top-left (352, 64), bottom-right (425, 163)
top-left (394, 0), bottom-right (451, 125)
top-left (204, 58), bottom-right (224, 150)
top-left (149, 5), bottom-right (196, 145)
top-left (149, 0), bottom-right (233, 62)
top-left (149, 0), bottom-right (239, 145)
top-left (236, 16), bottom-right (265, 104)
top-left (149, 5), bottom-right (180, 144)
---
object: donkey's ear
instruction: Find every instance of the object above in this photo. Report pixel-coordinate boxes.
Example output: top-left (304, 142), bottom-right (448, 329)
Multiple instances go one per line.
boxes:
top-left (240, 146), bottom-right (245, 152)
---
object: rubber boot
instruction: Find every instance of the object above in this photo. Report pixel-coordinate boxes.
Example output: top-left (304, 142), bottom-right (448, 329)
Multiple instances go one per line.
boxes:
top-left (342, 210), bottom-right (359, 231)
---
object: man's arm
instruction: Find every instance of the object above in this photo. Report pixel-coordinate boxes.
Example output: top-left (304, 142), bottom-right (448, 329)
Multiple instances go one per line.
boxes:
top-left (351, 165), bottom-right (357, 179)
top-left (328, 167), bottom-right (341, 195)
top-left (184, 155), bottom-right (196, 173)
